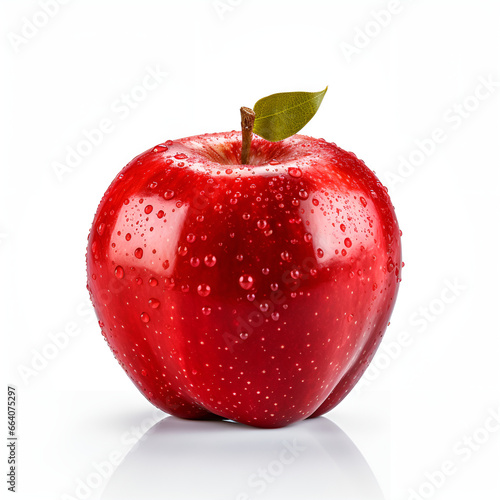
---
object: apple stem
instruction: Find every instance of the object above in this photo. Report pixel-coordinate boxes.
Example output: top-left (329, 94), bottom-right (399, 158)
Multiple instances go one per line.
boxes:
top-left (240, 106), bottom-right (255, 164)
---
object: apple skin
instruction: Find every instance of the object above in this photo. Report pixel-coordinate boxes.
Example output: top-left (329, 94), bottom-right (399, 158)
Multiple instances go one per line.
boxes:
top-left (87, 131), bottom-right (402, 428)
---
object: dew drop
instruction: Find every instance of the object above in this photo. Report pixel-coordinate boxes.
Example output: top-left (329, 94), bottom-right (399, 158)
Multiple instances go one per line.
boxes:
top-left (197, 284), bottom-right (211, 297)
top-left (174, 153), bottom-right (187, 160)
top-left (257, 219), bottom-right (267, 230)
top-left (344, 238), bottom-right (352, 248)
top-left (312, 198), bottom-right (319, 206)
top-left (317, 248), bottom-right (324, 258)
top-left (281, 250), bottom-right (291, 262)
top-left (190, 257), bottom-right (200, 267)
top-left (149, 298), bottom-right (160, 309)
top-left (341, 249), bottom-right (347, 257)
top-left (97, 223), bottom-right (105, 235)
top-left (261, 267), bottom-right (270, 275)
top-left (304, 233), bottom-right (312, 243)
top-left (243, 213), bottom-right (251, 221)
top-left (178, 246), bottom-right (188, 256)
top-left (360, 197), bottom-right (367, 207)
top-left (246, 293), bottom-right (255, 301)
top-left (239, 274), bottom-right (254, 290)
top-left (239, 332), bottom-right (249, 340)
top-left (187, 233), bottom-right (196, 243)
top-left (157, 210), bottom-right (165, 218)
top-left (125, 233), bottom-right (132, 241)
top-left (114, 266), bottom-right (124, 279)
top-left (291, 269), bottom-right (300, 279)
top-left (144, 205), bottom-right (153, 214)
top-left (141, 369), bottom-right (148, 376)
top-left (270, 283), bottom-right (279, 291)
top-left (163, 190), bottom-right (175, 200)
top-left (271, 312), bottom-right (280, 321)
top-left (204, 254), bottom-right (217, 267)
top-left (134, 248), bottom-right (143, 259)
top-left (202, 306), bottom-right (211, 316)
top-left (149, 277), bottom-right (158, 287)
top-left (347, 314), bottom-right (354, 323)
top-left (340, 224), bottom-right (346, 232)
top-left (259, 302), bottom-right (269, 312)
top-left (141, 312), bottom-right (150, 323)
top-left (288, 167), bottom-right (302, 178)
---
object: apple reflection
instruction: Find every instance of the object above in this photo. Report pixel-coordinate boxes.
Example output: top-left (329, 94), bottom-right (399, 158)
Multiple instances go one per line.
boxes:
top-left (102, 416), bottom-right (384, 500)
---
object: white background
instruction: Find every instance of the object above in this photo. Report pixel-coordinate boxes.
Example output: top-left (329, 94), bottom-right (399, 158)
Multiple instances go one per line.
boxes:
top-left (1, 0), bottom-right (499, 499)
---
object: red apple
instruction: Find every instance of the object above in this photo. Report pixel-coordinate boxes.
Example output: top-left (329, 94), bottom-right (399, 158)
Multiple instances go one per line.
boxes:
top-left (87, 131), bottom-right (402, 428)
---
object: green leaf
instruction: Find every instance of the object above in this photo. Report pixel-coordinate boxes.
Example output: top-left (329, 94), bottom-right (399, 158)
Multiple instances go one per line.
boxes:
top-left (252, 87), bottom-right (328, 142)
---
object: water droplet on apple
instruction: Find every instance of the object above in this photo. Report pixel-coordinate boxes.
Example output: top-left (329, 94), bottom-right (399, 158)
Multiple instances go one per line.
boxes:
top-left (288, 167), bottom-right (302, 178)
top-left (347, 314), bottom-right (354, 322)
top-left (239, 332), bottom-right (249, 340)
top-left (97, 223), bottom-right (105, 235)
top-left (259, 302), bottom-right (269, 312)
top-left (298, 189), bottom-right (308, 200)
top-left (239, 274), bottom-right (254, 290)
top-left (149, 277), bottom-right (158, 287)
top-left (141, 312), bottom-right (150, 323)
top-left (178, 246), bottom-right (188, 256)
top-left (360, 197), bottom-right (367, 207)
top-left (144, 205), bottom-right (153, 214)
top-left (134, 248), bottom-right (143, 259)
top-left (344, 238), bottom-right (352, 248)
top-left (190, 257), bottom-right (200, 267)
top-left (257, 219), bottom-right (267, 230)
top-left (246, 293), bottom-right (255, 301)
top-left (149, 298), bottom-right (160, 309)
top-left (114, 266), bottom-right (124, 279)
top-left (202, 307), bottom-right (211, 316)
top-left (204, 254), bottom-right (216, 267)
top-left (271, 312), bottom-right (280, 321)
top-left (317, 248), bottom-right (324, 258)
top-left (174, 153), bottom-right (187, 160)
top-left (125, 233), bottom-right (132, 241)
top-left (163, 190), bottom-right (175, 200)
top-left (281, 250), bottom-right (291, 262)
top-left (304, 233), bottom-right (312, 243)
top-left (197, 284), bottom-right (211, 297)
top-left (157, 210), bottom-right (165, 218)
top-left (312, 198), bottom-right (319, 206)
top-left (262, 268), bottom-right (270, 275)
top-left (141, 369), bottom-right (148, 376)
top-left (186, 233), bottom-right (196, 243)
top-left (270, 283), bottom-right (278, 291)
top-left (191, 369), bottom-right (198, 375)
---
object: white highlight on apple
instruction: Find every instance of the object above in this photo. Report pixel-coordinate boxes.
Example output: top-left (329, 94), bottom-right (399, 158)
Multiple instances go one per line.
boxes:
top-left (51, 65), bottom-right (168, 183)
top-left (7, 0), bottom-right (72, 53)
